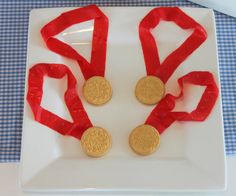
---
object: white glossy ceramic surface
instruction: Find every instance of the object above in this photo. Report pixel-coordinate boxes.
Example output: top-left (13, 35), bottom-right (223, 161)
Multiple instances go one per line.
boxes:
top-left (20, 7), bottom-right (226, 192)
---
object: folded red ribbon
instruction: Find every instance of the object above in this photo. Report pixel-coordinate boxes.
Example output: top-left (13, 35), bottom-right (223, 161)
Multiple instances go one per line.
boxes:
top-left (139, 7), bottom-right (218, 133)
top-left (27, 6), bottom-right (219, 141)
top-left (41, 5), bottom-right (109, 80)
top-left (27, 5), bottom-right (109, 139)
top-left (27, 63), bottom-right (92, 139)
top-left (139, 7), bottom-right (207, 83)
top-left (145, 71), bottom-right (219, 133)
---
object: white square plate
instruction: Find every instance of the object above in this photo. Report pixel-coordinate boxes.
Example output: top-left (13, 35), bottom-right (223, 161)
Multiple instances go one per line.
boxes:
top-left (20, 7), bottom-right (226, 192)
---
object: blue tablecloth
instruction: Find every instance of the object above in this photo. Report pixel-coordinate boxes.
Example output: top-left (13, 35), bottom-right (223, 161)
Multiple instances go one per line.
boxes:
top-left (0, 0), bottom-right (235, 162)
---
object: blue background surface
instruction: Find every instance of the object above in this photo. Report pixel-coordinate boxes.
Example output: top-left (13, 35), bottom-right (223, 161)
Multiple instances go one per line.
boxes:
top-left (0, 0), bottom-right (235, 162)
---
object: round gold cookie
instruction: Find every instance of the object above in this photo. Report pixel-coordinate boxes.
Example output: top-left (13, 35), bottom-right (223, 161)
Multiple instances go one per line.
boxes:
top-left (81, 126), bottom-right (112, 157)
top-left (129, 124), bottom-right (160, 156)
top-left (83, 76), bottom-right (112, 105)
top-left (135, 76), bottom-right (165, 105)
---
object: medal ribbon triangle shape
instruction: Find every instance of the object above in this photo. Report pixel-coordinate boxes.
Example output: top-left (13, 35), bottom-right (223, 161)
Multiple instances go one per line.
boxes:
top-left (139, 7), bottom-right (207, 84)
top-left (27, 63), bottom-right (92, 140)
top-left (41, 5), bottom-right (109, 80)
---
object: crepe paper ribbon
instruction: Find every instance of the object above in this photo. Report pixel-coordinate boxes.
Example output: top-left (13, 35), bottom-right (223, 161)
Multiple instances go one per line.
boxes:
top-left (27, 63), bottom-right (92, 140)
top-left (41, 5), bottom-right (108, 80)
top-left (145, 71), bottom-right (219, 133)
top-left (139, 7), bottom-right (207, 84)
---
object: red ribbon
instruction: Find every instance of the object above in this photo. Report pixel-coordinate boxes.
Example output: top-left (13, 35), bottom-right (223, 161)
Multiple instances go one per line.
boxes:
top-left (41, 5), bottom-right (108, 80)
top-left (145, 72), bottom-right (219, 133)
top-left (27, 5), bottom-right (109, 140)
top-left (139, 7), bottom-right (207, 83)
top-left (139, 7), bottom-right (218, 133)
top-left (27, 63), bottom-right (92, 139)
top-left (27, 6), bottom-right (219, 141)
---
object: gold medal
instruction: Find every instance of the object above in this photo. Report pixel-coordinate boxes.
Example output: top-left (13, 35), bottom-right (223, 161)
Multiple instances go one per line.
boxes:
top-left (129, 124), bottom-right (160, 156)
top-left (81, 126), bottom-right (112, 157)
top-left (83, 76), bottom-right (112, 105)
top-left (135, 76), bottom-right (165, 105)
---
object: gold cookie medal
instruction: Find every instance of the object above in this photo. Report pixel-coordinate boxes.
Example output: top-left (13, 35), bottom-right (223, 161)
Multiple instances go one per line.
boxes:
top-left (129, 124), bottom-right (160, 156)
top-left (135, 76), bottom-right (165, 105)
top-left (81, 126), bottom-right (112, 157)
top-left (83, 76), bottom-right (112, 105)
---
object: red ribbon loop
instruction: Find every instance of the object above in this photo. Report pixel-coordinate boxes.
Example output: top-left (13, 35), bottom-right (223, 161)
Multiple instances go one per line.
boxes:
top-left (27, 63), bottom-right (92, 139)
top-left (145, 71), bottom-right (219, 133)
top-left (139, 7), bottom-right (207, 83)
top-left (139, 7), bottom-right (218, 134)
top-left (41, 5), bottom-right (109, 80)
